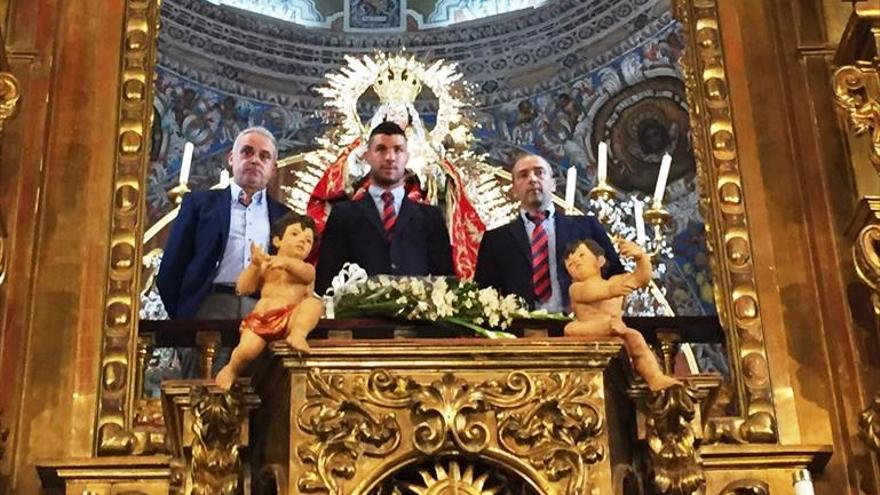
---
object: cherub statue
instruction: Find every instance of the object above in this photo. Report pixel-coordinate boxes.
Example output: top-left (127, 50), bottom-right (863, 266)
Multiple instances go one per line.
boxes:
top-left (216, 213), bottom-right (324, 390)
top-left (563, 238), bottom-right (680, 391)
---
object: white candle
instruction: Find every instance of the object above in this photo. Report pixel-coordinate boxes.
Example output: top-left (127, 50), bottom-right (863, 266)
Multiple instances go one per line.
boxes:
top-left (634, 200), bottom-right (646, 246)
top-left (179, 141), bottom-right (195, 185)
top-left (219, 169), bottom-right (230, 188)
top-left (793, 470), bottom-right (814, 495)
top-left (564, 166), bottom-right (577, 211)
top-left (597, 141), bottom-right (608, 184)
top-left (652, 153), bottom-right (672, 206)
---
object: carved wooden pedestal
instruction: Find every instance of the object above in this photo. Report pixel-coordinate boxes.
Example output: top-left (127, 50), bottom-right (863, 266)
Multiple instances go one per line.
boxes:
top-left (251, 338), bottom-right (623, 495)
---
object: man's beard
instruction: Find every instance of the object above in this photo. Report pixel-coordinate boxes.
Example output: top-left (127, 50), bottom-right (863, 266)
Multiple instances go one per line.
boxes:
top-left (524, 190), bottom-right (548, 209)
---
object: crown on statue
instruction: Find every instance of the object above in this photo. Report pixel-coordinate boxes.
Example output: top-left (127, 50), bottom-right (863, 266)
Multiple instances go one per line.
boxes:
top-left (373, 56), bottom-right (422, 104)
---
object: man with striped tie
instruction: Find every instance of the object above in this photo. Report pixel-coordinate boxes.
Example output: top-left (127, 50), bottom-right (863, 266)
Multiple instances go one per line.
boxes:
top-left (474, 154), bottom-right (624, 313)
top-left (315, 122), bottom-right (454, 294)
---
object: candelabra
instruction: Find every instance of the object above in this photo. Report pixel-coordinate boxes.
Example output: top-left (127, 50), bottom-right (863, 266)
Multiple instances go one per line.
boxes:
top-left (588, 179), bottom-right (672, 260)
top-left (587, 177), bottom-right (674, 318)
top-left (167, 182), bottom-right (191, 206)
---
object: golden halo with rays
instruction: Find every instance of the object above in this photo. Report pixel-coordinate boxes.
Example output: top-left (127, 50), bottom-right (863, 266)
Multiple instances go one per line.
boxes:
top-left (402, 460), bottom-right (501, 495)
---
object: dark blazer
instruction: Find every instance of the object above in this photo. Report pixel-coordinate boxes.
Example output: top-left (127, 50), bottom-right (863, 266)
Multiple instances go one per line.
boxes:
top-left (315, 195), bottom-right (454, 294)
top-left (474, 211), bottom-right (624, 310)
top-left (156, 187), bottom-right (290, 319)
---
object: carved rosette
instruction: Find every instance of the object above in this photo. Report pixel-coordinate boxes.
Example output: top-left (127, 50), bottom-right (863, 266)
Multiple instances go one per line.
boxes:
top-left (190, 387), bottom-right (245, 495)
top-left (833, 64), bottom-right (880, 173)
top-left (95, 0), bottom-right (161, 455)
top-left (672, 0), bottom-right (777, 444)
top-left (642, 385), bottom-right (705, 495)
top-left (296, 369), bottom-right (605, 495)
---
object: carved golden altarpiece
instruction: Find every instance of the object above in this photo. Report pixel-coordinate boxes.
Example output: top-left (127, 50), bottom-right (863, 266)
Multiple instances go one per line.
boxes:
top-left (835, 1), bottom-right (880, 459)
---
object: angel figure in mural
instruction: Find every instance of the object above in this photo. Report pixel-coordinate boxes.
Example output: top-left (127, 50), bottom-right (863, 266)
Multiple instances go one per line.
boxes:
top-left (215, 213), bottom-right (324, 390)
top-left (564, 238), bottom-right (680, 391)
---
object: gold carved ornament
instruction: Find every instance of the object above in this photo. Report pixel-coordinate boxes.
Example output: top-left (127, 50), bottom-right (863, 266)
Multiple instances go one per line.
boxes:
top-left (0, 70), bottom-right (19, 135)
top-left (190, 386), bottom-right (245, 495)
top-left (833, 64), bottom-right (880, 173)
top-left (853, 224), bottom-right (880, 316)
top-left (671, 0), bottom-right (777, 443)
top-left (642, 385), bottom-right (705, 495)
top-left (0, 30), bottom-right (20, 289)
top-left (859, 391), bottom-right (880, 453)
top-left (296, 369), bottom-right (605, 495)
top-left (95, 0), bottom-right (161, 455)
top-left (401, 460), bottom-right (505, 495)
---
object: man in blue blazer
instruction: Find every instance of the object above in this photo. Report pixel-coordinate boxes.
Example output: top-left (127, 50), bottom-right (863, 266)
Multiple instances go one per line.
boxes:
top-left (475, 154), bottom-right (624, 312)
top-left (315, 122), bottom-right (454, 294)
top-left (157, 127), bottom-right (290, 320)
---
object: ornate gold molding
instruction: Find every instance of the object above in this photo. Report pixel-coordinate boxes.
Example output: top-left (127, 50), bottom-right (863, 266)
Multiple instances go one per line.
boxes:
top-left (640, 385), bottom-right (705, 495)
top-left (296, 369), bottom-right (605, 495)
top-left (102, 0), bottom-right (780, 458)
top-left (672, 0), bottom-right (777, 443)
top-left (190, 387), bottom-right (244, 495)
top-left (833, 64), bottom-right (880, 172)
top-left (95, 0), bottom-right (161, 455)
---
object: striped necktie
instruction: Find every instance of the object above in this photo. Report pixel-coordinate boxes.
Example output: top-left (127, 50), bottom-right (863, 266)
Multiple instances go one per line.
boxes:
top-left (381, 191), bottom-right (396, 240)
top-left (528, 212), bottom-right (551, 303)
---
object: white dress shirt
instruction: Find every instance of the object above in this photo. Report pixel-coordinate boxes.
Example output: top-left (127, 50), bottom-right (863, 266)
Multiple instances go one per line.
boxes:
top-left (212, 182), bottom-right (271, 285)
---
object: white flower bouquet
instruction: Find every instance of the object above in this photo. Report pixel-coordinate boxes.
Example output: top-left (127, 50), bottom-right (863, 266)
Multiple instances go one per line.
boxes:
top-left (331, 273), bottom-right (523, 339)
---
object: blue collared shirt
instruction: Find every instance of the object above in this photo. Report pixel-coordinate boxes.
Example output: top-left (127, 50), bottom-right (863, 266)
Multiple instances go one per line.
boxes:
top-left (213, 182), bottom-right (271, 285)
top-left (368, 184), bottom-right (405, 216)
top-left (521, 203), bottom-right (564, 313)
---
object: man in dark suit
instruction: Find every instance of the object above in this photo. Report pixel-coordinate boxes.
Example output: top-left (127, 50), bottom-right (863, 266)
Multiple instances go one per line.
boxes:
top-left (315, 122), bottom-right (454, 293)
top-left (157, 127), bottom-right (290, 321)
top-left (475, 154), bottom-right (624, 312)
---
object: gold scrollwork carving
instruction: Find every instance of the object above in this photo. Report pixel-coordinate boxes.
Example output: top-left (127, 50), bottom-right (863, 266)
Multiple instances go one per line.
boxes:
top-left (297, 369), bottom-right (605, 495)
top-left (853, 224), bottom-right (880, 315)
top-left (493, 373), bottom-right (604, 495)
top-left (296, 369), bottom-right (402, 494)
top-left (642, 385), bottom-right (705, 495)
top-left (833, 64), bottom-right (880, 172)
top-left (672, 0), bottom-right (777, 444)
top-left (95, 0), bottom-right (160, 456)
top-left (190, 387), bottom-right (244, 495)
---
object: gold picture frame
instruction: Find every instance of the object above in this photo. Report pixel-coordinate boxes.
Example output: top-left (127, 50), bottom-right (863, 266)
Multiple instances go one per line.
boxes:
top-left (93, 0), bottom-right (777, 455)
